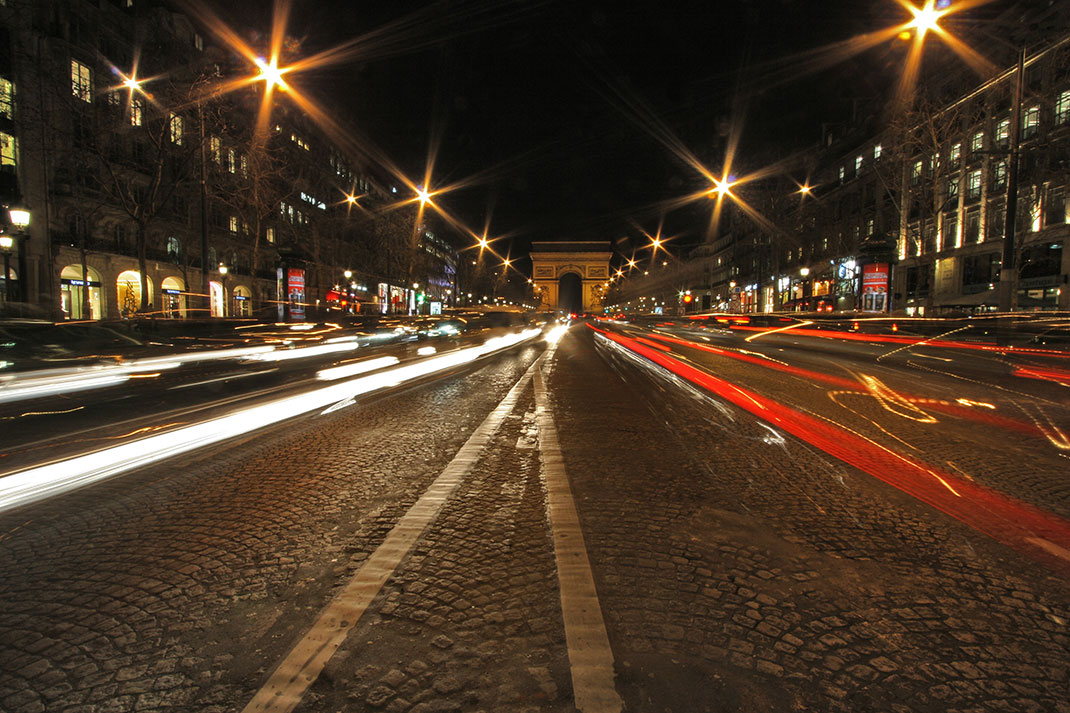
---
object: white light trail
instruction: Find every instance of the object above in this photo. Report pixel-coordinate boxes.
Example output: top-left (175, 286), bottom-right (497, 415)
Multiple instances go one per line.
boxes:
top-left (0, 329), bottom-right (542, 512)
top-left (316, 356), bottom-right (400, 381)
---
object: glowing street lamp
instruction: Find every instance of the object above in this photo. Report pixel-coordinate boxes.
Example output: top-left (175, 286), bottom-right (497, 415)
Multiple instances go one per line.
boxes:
top-left (905, 0), bottom-right (946, 39)
top-left (254, 56), bottom-right (289, 90)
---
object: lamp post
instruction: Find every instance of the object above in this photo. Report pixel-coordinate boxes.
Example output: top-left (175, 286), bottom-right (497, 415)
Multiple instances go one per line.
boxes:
top-left (218, 263), bottom-right (228, 317)
top-left (0, 234), bottom-right (13, 303)
top-left (7, 203), bottom-right (30, 303)
top-left (998, 46), bottom-right (1026, 313)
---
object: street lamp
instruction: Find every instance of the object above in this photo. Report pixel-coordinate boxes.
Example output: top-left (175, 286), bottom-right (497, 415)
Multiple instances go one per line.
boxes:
top-left (218, 263), bottom-right (229, 317)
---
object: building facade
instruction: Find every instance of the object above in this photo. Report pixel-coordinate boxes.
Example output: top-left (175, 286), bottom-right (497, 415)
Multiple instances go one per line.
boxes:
top-left (0, 0), bottom-right (452, 321)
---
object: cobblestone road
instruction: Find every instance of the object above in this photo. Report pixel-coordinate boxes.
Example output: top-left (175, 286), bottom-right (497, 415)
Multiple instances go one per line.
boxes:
top-left (1, 326), bottom-right (1067, 713)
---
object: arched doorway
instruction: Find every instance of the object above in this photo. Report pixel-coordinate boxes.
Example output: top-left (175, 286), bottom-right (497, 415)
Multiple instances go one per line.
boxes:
top-left (117, 270), bottom-right (152, 317)
top-left (232, 285), bottom-right (252, 316)
top-left (558, 273), bottom-right (582, 314)
top-left (209, 280), bottom-right (225, 317)
top-left (161, 276), bottom-right (185, 319)
top-left (60, 264), bottom-right (104, 320)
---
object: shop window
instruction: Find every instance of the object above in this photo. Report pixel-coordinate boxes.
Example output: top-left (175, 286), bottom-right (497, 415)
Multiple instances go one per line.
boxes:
top-left (962, 253), bottom-right (999, 292)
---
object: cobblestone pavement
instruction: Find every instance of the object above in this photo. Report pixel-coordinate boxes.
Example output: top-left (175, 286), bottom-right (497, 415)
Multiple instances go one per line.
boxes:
top-left (0, 326), bottom-right (1068, 713)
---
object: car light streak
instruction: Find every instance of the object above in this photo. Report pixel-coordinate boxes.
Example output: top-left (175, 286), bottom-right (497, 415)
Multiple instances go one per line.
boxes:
top-left (744, 320), bottom-right (814, 342)
top-left (417, 347), bottom-right (437, 356)
top-left (1, 406), bottom-right (85, 420)
top-left (167, 369), bottom-right (278, 390)
top-left (597, 329), bottom-right (1070, 570)
top-left (316, 356), bottom-right (400, 381)
top-left (545, 324), bottom-right (569, 344)
top-left (0, 372), bottom-right (133, 404)
top-left (0, 329), bottom-right (541, 512)
top-left (1013, 366), bottom-right (1070, 387)
top-left (730, 324), bottom-right (1070, 358)
top-left (245, 342), bottom-right (358, 362)
top-left (641, 330), bottom-right (1057, 442)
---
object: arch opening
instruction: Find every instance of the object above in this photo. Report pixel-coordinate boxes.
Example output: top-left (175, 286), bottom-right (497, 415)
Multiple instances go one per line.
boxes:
top-left (558, 273), bottom-right (582, 314)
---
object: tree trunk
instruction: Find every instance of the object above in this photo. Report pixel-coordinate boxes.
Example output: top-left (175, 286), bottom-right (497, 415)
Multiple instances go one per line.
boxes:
top-left (137, 220), bottom-right (150, 313)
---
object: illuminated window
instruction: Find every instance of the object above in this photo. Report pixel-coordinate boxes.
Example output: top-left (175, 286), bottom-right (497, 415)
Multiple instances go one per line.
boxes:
top-left (970, 130), bottom-right (984, 152)
top-left (228, 148), bottom-right (236, 173)
top-left (130, 97), bottom-right (143, 126)
top-left (229, 216), bottom-right (238, 233)
top-left (992, 160), bottom-right (1007, 189)
top-left (838, 166), bottom-right (845, 182)
top-left (873, 144), bottom-right (882, 160)
top-left (166, 236), bottom-right (181, 261)
top-left (966, 169), bottom-right (982, 199)
top-left (210, 136), bottom-right (221, 163)
top-left (1057, 90), bottom-right (1070, 125)
top-left (911, 159), bottom-right (923, 184)
top-left (855, 155), bottom-right (863, 171)
top-left (169, 113), bottom-right (183, 144)
top-left (240, 154), bottom-right (248, 177)
top-left (0, 131), bottom-right (16, 167)
top-left (949, 142), bottom-right (961, 164)
top-left (266, 227), bottom-right (275, 244)
top-left (71, 59), bottom-right (92, 102)
top-left (996, 118), bottom-right (1010, 147)
top-left (0, 78), bottom-right (12, 119)
top-left (194, 33), bottom-right (204, 51)
top-left (1021, 106), bottom-right (1039, 139)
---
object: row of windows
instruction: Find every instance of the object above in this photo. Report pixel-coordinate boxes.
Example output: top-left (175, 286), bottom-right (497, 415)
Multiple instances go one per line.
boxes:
top-left (839, 90), bottom-right (1070, 185)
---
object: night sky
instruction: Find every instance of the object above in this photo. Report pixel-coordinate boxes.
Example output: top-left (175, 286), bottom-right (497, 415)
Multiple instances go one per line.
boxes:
top-left (206, 0), bottom-right (1027, 262)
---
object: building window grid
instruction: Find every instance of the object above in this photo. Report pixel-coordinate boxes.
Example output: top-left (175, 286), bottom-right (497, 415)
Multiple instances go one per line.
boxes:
top-left (1057, 90), bottom-right (1070, 125)
top-left (0, 78), bottom-right (13, 119)
top-left (71, 59), bottom-right (92, 102)
top-left (169, 113), bottom-right (183, 144)
top-left (1022, 106), bottom-right (1040, 139)
top-left (949, 143), bottom-right (961, 164)
top-left (0, 131), bottom-right (16, 168)
top-left (967, 169), bottom-right (982, 199)
top-left (970, 130), bottom-right (984, 152)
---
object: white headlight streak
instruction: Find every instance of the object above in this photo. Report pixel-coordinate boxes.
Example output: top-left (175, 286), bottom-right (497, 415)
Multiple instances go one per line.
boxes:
top-left (0, 329), bottom-right (542, 512)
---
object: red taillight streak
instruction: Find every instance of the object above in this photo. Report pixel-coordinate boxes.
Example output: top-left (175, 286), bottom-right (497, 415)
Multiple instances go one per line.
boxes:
top-left (602, 330), bottom-right (1070, 568)
top-left (635, 337), bottom-right (672, 352)
top-left (1013, 366), bottom-right (1070, 385)
top-left (729, 325), bottom-right (1070, 358)
top-left (645, 332), bottom-right (1048, 441)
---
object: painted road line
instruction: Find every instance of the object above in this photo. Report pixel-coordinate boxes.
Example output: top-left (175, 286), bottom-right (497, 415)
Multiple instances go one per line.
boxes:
top-left (533, 364), bottom-right (623, 713)
top-left (243, 352), bottom-right (545, 713)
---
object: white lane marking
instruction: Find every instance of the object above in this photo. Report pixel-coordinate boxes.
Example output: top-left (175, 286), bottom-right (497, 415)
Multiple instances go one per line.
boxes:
top-left (243, 352), bottom-right (545, 713)
top-left (533, 364), bottom-right (623, 713)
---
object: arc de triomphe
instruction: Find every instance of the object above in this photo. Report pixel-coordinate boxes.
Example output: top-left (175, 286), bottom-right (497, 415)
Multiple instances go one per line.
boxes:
top-left (529, 241), bottom-right (612, 313)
